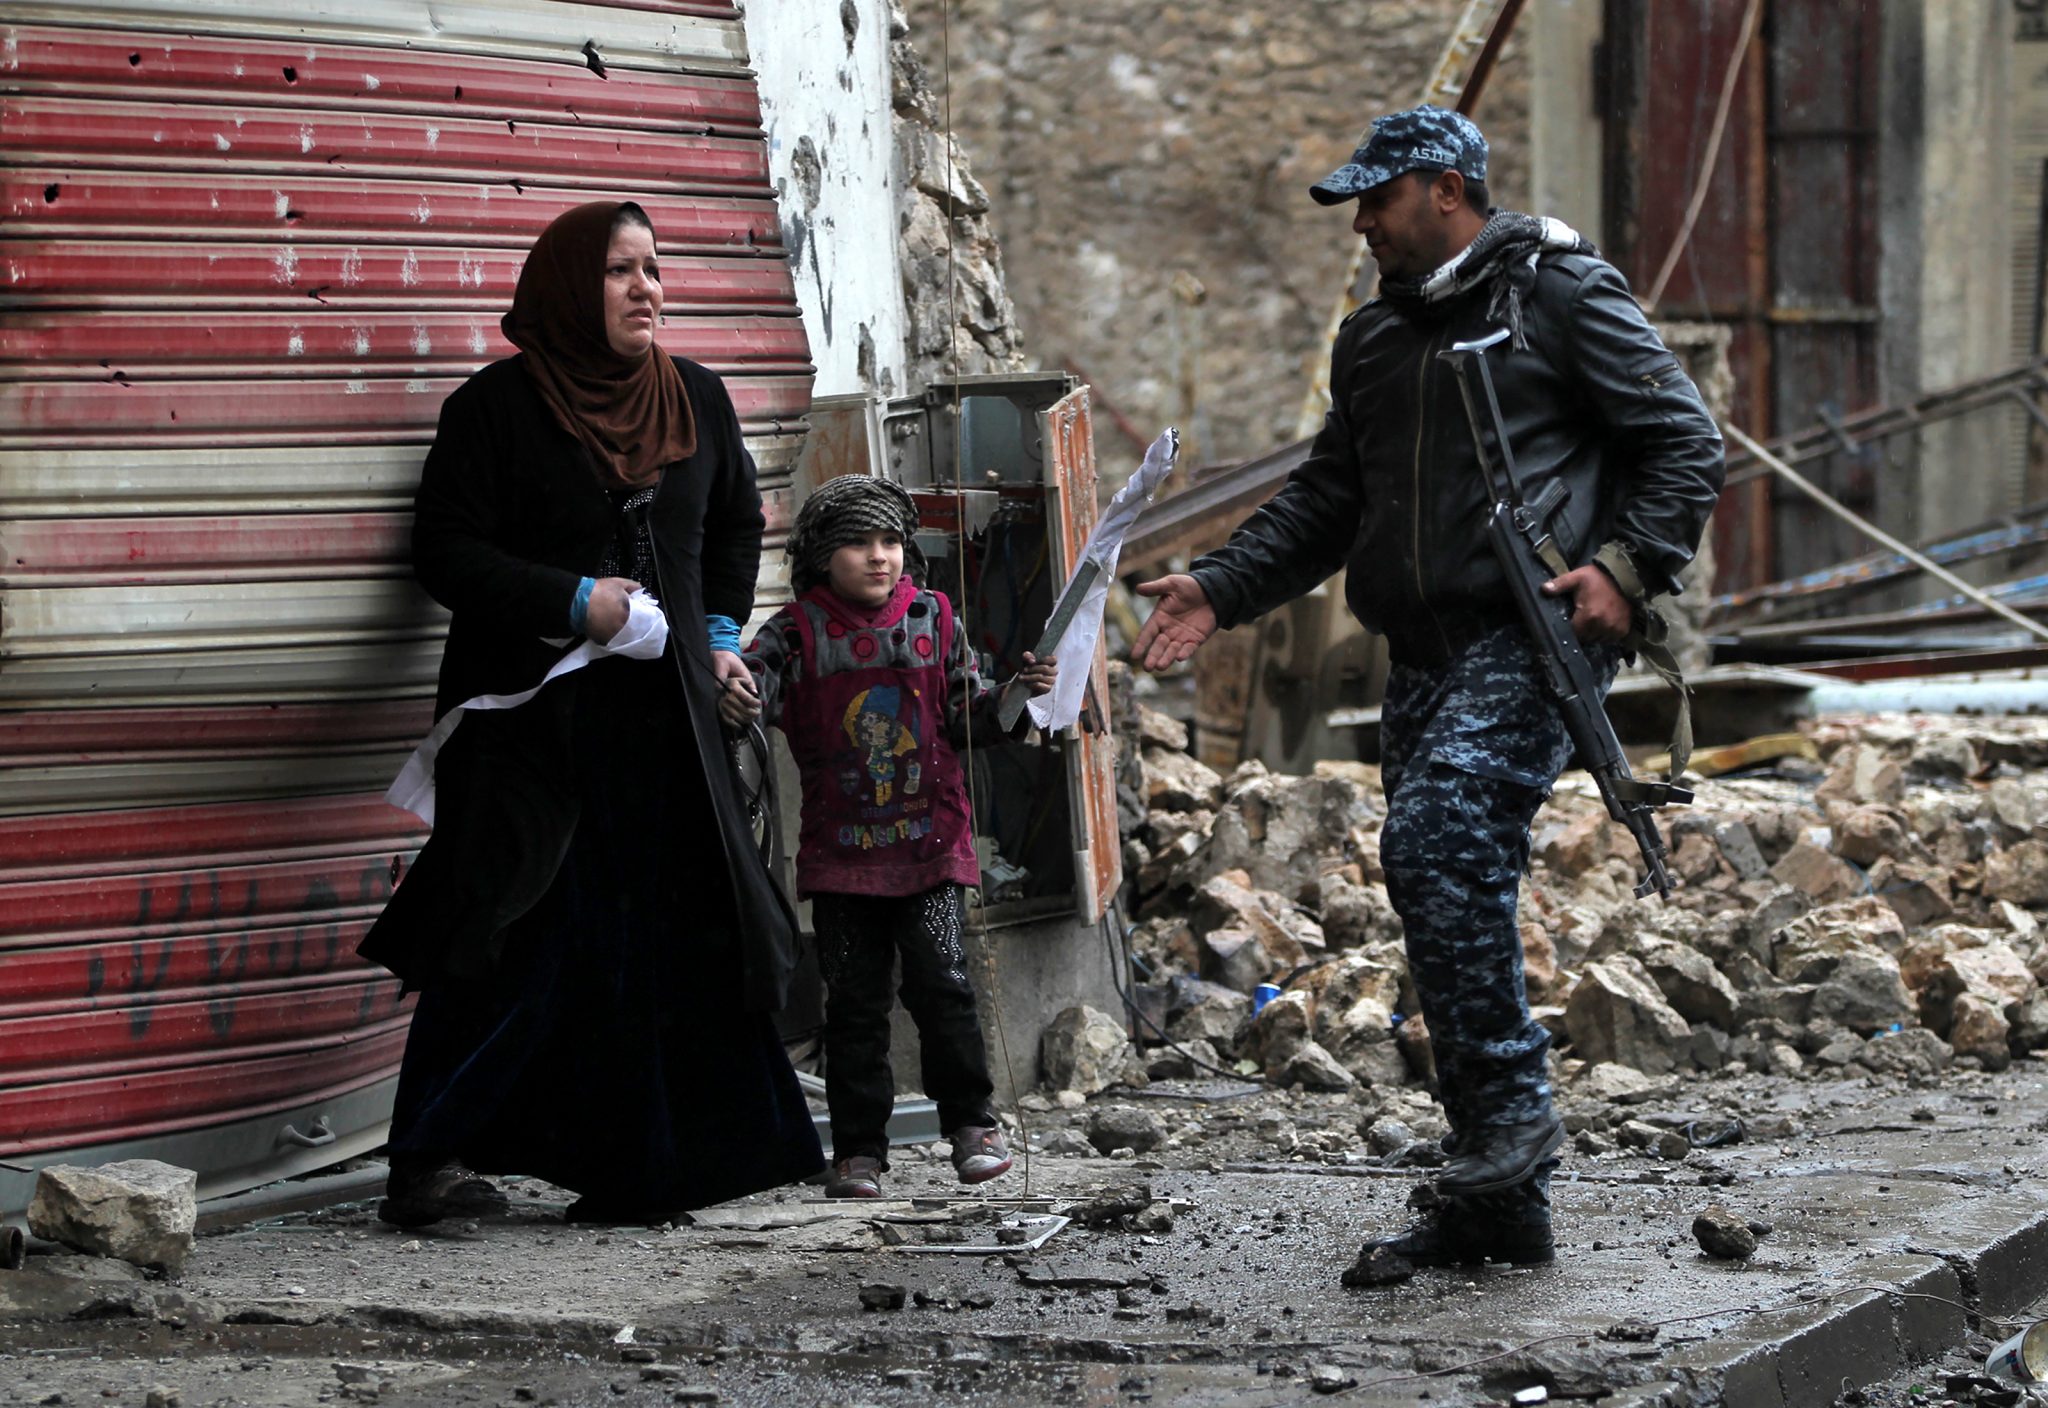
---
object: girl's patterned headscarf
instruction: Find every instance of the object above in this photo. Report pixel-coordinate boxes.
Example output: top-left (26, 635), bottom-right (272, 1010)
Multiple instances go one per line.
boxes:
top-left (787, 475), bottom-right (927, 594)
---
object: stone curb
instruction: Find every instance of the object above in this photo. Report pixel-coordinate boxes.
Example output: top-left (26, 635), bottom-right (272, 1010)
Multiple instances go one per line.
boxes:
top-left (1605, 1213), bottom-right (2048, 1408)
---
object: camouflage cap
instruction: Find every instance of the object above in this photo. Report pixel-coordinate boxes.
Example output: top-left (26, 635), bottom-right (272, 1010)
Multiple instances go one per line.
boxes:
top-left (1309, 105), bottom-right (1489, 206)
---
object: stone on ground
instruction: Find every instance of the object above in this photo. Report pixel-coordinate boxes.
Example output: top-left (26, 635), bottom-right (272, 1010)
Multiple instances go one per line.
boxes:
top-left (27, 1159), bottom-right (198, 1271)
top-left (1041, 1005), bottom-right (1133, 1096)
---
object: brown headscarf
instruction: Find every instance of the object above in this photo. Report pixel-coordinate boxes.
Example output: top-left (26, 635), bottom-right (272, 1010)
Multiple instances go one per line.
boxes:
top-left (501, 200), bottom-right (696, 489)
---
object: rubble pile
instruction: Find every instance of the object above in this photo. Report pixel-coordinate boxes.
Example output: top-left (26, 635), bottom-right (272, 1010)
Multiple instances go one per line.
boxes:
top-left (1081, 707), bottom-right (2048, 1131)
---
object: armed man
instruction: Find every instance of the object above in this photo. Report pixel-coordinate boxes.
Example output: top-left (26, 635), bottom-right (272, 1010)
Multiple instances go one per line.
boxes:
top-left (1132, 106), bottom-right (1724, 1274)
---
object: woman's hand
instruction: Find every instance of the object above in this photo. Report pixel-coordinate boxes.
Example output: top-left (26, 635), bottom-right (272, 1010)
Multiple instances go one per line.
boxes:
top-left (586, 577), bottom-right (641, 645)
top-left (1018, 650), bottom-right (1058, 696)
top-left (715, 650), bottom-right (761, 728)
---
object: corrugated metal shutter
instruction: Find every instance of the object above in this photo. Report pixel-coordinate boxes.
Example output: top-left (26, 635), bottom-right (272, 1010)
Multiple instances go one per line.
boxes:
top-left (0, 0), bottom-right (812, 1184)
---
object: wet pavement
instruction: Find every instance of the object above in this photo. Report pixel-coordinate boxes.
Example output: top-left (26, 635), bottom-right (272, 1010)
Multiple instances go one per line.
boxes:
top-left (8, 1065), bottom-right (2048, 1407)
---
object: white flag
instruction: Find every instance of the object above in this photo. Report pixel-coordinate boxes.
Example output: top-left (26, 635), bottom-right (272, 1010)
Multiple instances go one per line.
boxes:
top-left (386, 590), bottom-right (671, 825)
top-left (1027, 428), bottom-right (1180, 732)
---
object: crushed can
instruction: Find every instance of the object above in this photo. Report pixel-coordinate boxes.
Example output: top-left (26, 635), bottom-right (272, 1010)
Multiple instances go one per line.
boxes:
top-left (1252, 983), bottom-right (1282, 1014)
top-left (1986, 1321), bottom-right (2048, 1382)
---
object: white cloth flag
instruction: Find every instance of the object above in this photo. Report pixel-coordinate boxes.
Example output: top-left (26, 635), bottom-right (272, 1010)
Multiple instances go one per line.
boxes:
top-left (385, 589), bottom-right (671, 825)
top-left (1027, 427), bottom-right (1180, 732)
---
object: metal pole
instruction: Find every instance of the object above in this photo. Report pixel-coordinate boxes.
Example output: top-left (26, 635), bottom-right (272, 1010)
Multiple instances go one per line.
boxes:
top-left (1724, 423), bottom-right (2048, 645)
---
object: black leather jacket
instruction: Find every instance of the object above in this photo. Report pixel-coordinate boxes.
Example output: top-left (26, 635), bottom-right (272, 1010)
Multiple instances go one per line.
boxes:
top-left (1190, 251), bottom-right (1724, 667)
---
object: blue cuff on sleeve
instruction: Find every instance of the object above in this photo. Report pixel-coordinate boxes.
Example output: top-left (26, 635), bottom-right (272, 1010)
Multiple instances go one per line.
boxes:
top-left (706, 614), bottom-right (741, 654)
top-left (569, 576), bottom-right (596, 635)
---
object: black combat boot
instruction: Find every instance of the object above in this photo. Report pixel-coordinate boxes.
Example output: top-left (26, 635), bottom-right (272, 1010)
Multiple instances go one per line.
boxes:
top-left (1435, 1114), bottom-right (1565, 1196)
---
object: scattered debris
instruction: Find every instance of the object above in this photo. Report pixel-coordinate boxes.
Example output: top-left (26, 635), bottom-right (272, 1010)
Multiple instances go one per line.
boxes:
top-left (858, 1282), bottom-right (907, 1311)
top-left (1338, 1244), bottom-right (1414, 1288)
top-left (1061, 1184), bottom-right (1156, 1230)
top-left (1110, 705), bottom-right (2048, 1163)
top-left (1692, 1205), bottom-right (1760, 1260)
top-left (1308, 1363), bottom-right (1358, 1394)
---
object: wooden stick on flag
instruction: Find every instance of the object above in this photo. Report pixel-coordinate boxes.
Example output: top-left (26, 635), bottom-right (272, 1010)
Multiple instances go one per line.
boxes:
top-left (999, 427), bottom-right (1181, 732)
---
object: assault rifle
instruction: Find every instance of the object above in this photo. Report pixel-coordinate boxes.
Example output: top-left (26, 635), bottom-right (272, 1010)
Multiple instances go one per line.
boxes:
top-left (1438, 329), bottom-right (1692, 899)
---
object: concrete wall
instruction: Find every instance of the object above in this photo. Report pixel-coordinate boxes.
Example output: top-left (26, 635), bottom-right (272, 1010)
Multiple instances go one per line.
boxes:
top-left (964, 912), bottom-right (1121, 1109)
top-left (898, 0), bottom-right (1532, 482)
top-left (743, 0), bottom-right (912, 396)
top-left (1527, 0), bottom-right (1605, 242)
top-left (1880, 0), bottom-right (2015, 548)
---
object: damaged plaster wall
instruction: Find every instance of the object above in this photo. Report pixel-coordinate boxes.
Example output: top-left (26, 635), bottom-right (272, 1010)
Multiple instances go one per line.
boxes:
top-left (744, 0), bottom-right (910, 395)
top-left (744, 1), bottom-right (1028, 396)
top-left (899, 0), bottom-right (1531, 475)
top-left (888, 6), bottom-right (1029, 388)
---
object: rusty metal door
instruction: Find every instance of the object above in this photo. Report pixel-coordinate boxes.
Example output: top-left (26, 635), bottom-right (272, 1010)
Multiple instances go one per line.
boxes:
top-left (1603, 0), bottom-right (1881, 590)
top-left (1038, 386), bottom-right (1122, 924)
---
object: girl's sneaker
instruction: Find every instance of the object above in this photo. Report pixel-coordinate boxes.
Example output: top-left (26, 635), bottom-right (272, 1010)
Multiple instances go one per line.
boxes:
top-left (949, 1126), bottom-right (1013, 1184)
top-left (825, 1155), bottom-right (884, 1198)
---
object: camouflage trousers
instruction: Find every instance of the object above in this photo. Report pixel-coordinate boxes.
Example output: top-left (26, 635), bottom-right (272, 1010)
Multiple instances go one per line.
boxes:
top-left (1379, 623), bottom-right (1618, 1221)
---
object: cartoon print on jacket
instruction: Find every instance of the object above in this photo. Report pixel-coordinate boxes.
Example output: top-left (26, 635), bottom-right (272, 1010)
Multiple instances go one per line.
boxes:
top-left (842, 684), bottom-right (921, 806)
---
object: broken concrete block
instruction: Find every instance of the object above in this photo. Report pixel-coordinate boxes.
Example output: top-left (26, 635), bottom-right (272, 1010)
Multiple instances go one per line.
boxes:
top-left (1692, 1205), bottom-right (1758, 1260)
top-left (1197, 770), bottom-right (1376, 901)
top-left (1769, 840), bottom-right (1863, 906)
top-left (1137, 705), bottom-right (1189, 753)
top-left (1831, 806), bottom-right (1915, 867)
top-left (1903, 929), bottom-right (2036, 1035)
top-left (1865, 858), bottom-right (1954, 929)
top-left (1712, 820), bottom-right (1771, 882)
top-left (1635, 938), bottom-right (1739, 1031)
top-left (1569, 1062), bottom-right (1676, 1106)
top-left (1393, 1011), bottom-right (1438, 1085)
top-left (1343, 1042), bottom-right (1414, 1089)
top-left (1143, 748), bottom-right (1223, 812)
top-left (1242, 990), bottom-right (1313, 1078)
top-left (1282, 1040), bottom-right (1356, 1092)
top-left (859, 1282), bottom-right (907, 1311)
top-left (1086, 1105), bottom-right (1166, 1155)
top-left (1563, 956), bottom-right (1692, 1076)
top-left (1906, 732), bottom-right (1978, 782)
top-left (1146, 1037), bottom-right (1223, 1080)
top-left (1772, 897), bottom-right (1905, 982)
top-left (1671, 828), bottom-right (1728, 886)
top-left (2009, 992), bottom-right (2048, 1052)
top-left (1814, 743), bottom-right (1905, 807)
top-left (1984, 840), bottom-right (2048, 907)
top-left (1807, 950), bottom-right (1915, 1036)
top-left (1340, 1244), bottom-right (1415, 1287)
top-left (1856, 1027), bottom-right (1954, 1078)
top-left (1040, 1005), bottom-right (1133, 1096)
top-left (1165, 981), bottom-right (1249, 1049)
top-left (1318, 872), bottom-right (1398, 950)
top-left (1539, 811), bottom-right (1634, 876)
top-left (1200, 927), bottom-right (1275, 994)
top-left (1948, 993), bottom-right (2013, 1071)
top-left (27, 1160), bottom-right (197, 1272)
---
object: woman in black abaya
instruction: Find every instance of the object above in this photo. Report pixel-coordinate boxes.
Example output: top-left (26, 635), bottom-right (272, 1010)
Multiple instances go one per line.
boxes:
top-left (358, 200), bottom-right (823, 1225)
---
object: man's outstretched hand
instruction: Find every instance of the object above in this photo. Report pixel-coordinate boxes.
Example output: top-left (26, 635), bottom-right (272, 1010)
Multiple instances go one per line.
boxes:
top-left (1131, 573), bottom-right (1219, 672)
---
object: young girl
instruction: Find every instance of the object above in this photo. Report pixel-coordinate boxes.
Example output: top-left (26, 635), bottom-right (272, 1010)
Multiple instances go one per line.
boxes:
top-left (720, 476), bottom-right (1055, 1198)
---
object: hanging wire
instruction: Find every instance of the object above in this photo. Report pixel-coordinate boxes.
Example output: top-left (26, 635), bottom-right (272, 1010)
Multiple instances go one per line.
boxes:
top-left (1641, 0), bottom-right (1764, 313)
top-left (939, 0), bottom-right (1032, 1195)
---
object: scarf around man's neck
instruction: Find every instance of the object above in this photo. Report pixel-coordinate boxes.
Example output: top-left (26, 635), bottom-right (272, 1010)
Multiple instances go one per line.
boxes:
top-left (1377, 210), bottom-right (1593, 349)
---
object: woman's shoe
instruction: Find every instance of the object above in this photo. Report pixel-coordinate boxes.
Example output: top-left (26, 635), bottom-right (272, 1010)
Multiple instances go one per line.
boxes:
top-left (377, 1159), bottom-right (509, 1229)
